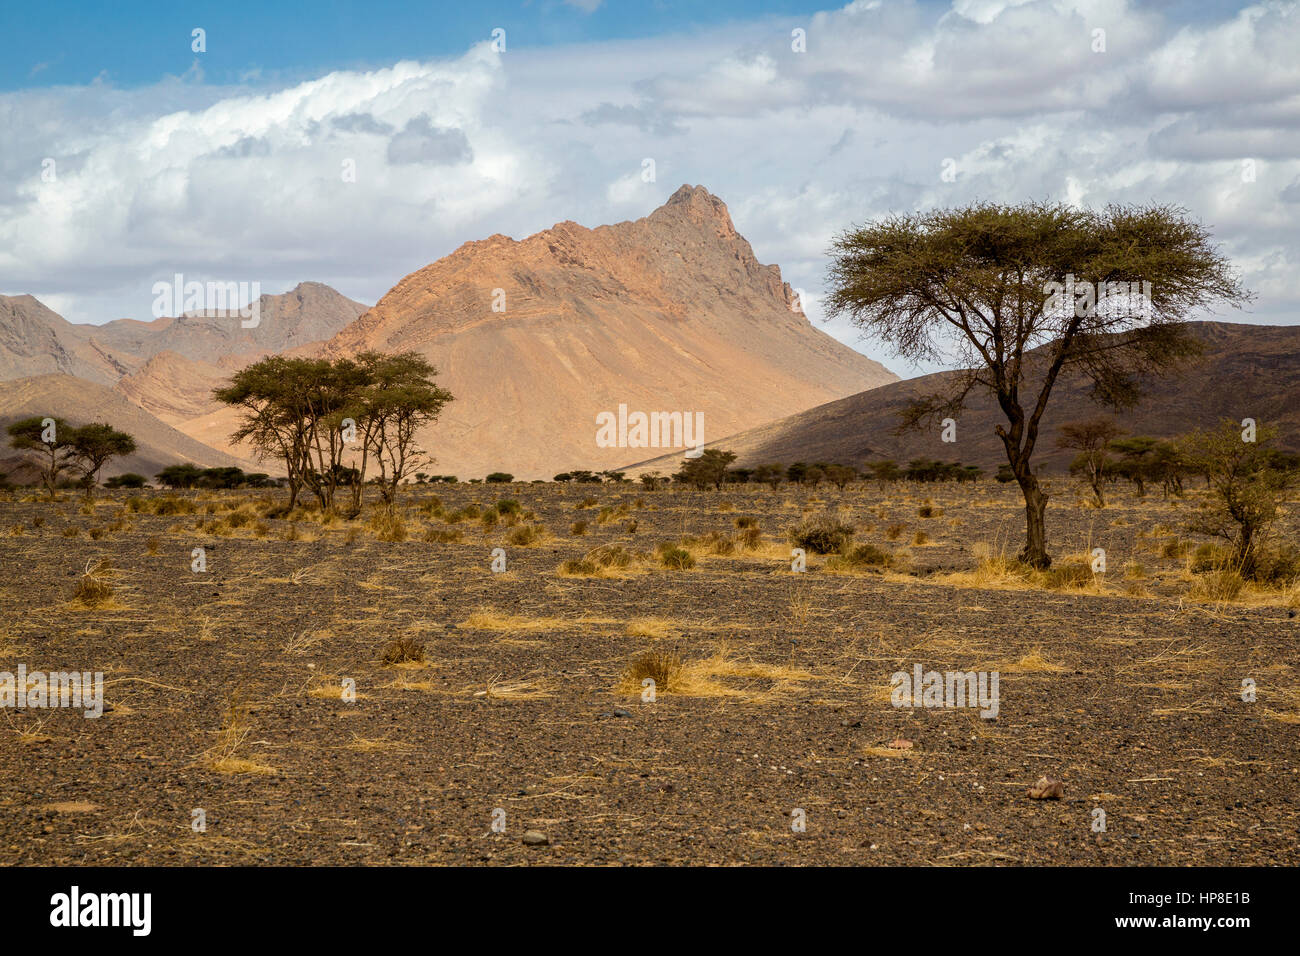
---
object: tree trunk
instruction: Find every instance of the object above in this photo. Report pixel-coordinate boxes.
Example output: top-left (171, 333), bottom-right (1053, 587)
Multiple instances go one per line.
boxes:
top-left (1017, 473), bottom-right (1052, 569)
top-left (1090, 473), bottom-right (1105, 508)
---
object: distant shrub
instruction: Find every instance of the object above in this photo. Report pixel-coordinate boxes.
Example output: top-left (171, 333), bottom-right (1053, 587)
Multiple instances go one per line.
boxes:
top-left (381, 636), bottom-right (425, 666)
top-left (789, 514), bottom-right (855, 554)
top-left (508, 524), bottom-right (545, 546)
top-left (826, 543), bottom-right (894, 572)
top-left (620, 650), bottom-right (682, 693)
top-left (1191, 569), bottom-right (1245, 601)
top-left (370, 512), bottom-right (408, 542)
top-left (656, 543), bottom-right (696, 570)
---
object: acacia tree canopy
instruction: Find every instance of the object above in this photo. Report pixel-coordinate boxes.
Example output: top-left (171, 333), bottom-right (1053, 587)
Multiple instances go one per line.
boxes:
top-left (825, 200), bottom-right (1249, 567)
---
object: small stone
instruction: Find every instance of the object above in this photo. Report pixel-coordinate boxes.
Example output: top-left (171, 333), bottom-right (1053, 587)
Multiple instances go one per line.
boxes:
top-left (521, 830), bottom-right (549, 846)
top-left (1027, 775), bottom-right (1064, 799)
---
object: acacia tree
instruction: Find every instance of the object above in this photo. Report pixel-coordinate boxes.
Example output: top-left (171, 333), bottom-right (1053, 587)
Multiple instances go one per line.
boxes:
top-left (1109, 436), bottom-right (1157, 495)
top-left (1180, 421), bottom-right (1296, 578)
top-left (217, 352), bottom-right (453, 514)
top-left (7, 416), bottom-right (76, 500)
top-left (826, 201), bottom-right (1248, 567)
top-left (214, 357), bottom-right (316, 508)
top-left (348, 352), bottom-right (453, 513)
top-left (675, 449), bottom-right (736, 489)
top-left (69, 423), bottom-right (137, 497)
top-left (6, 417), bottom-right (135, 499)
top-left (1057, 417), bottom-right (1123, 507)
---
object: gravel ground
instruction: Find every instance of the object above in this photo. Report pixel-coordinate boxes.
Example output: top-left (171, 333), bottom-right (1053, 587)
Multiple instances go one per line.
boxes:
top-left (1, 480), bottom-right (1297, 865)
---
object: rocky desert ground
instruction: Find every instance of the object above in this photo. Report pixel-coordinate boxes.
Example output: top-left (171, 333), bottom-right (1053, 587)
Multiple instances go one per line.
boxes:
top-left (1, 479), bottom-right (1297, 866)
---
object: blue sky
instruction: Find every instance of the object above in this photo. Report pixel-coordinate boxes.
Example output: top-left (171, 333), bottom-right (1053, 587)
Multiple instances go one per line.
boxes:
top-left (3, 1), bottom-right (845, 90)
top-left (2, 0), bottom-right (1297, 377)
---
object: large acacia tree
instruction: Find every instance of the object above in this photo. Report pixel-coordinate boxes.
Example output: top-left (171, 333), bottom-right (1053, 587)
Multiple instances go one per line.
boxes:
top-left (826, 201), bottom-right (1248, 567)
top-left (215, 351), bottom-right (452, 514)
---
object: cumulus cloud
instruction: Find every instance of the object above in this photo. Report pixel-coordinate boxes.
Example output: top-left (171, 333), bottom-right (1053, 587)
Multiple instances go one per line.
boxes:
top-left (386, 116), bottom-right (474, 165)
top-left (2, 0), bottom-right (1299, 377)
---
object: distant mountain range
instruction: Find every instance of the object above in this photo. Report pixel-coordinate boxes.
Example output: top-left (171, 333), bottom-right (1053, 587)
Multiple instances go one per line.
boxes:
top-left (0, 282), bottom-right (366, 479)
top-left (0, 187), bottom-right (895, 481)
top-left (5, 188), bottom-right (1298, 485)
top-left (622, 321), bottom-right (1300, 476)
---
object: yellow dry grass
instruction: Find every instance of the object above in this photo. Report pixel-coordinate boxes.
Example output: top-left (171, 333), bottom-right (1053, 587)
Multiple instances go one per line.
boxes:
top-left (201, 702), bottom-right (275, 775)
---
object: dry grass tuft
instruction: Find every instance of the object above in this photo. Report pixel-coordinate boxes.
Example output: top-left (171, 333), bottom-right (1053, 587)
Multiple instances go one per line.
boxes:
top-left (72, 559), bottom-right (116, 607)
top-left (201, 701), bottom-right (275, 775)
top-left (381, 635), bottom-right (426, 666)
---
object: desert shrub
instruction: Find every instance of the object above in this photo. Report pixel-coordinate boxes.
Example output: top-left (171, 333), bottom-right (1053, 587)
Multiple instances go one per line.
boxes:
top-left (656, 543), bottom-right (696, 570)
top-left (570, 520), bottom-right (588, 536)
top-left (61, 525), bottom-right (80, 538)
top-left (826, 543), bottom-right (894, 571)
top-left (424, 526), bottom-right (463, 544)
top-left (917, 504), bottom-right (935, 518)
top-left (494, 499), bottom-right (522, 516)
top-left (370, 512), bottom-right (408, 542)
top-left (1041, 562), bottom-right (1094, 591)
top-left (620, 649), bottom-right (682, 692)
top-left (590, 544), bottom-right (633, 569)
top-left (737, 526), bottom-right (763, 550)
top-left (146, 537), bottom-right (161, 555)
top-left (225, 508), bottom-right (253, 529)
top-left (625, 519), bottom-right (638, 534)
top-left (1191, 569), bottom-right (1245, 601)
top-left (480, 509), bottom-right (499, 530)
top-left (885, 522), bottom-right (907, 541)
top-left (788, 514), bottom-right (855, 554)
top-left (734, 516), bottom-right (759, 529)
top-left (710, 535), bottom-right (736, 555)
top-left (1190, 542), bottom-right (1229, 573)
top-left (72, 560), bottom-right (114, 607)
top-left (561, 544), bottom-right (635, 576)
top-left (153, 495), bottom-right (197, 516)
top-left (1251, 545), bottom-right (1300, 585)
top-left (87, 526), bottom-right (106, 540)
top-left (577, 497), bottom-right (598, 509)
top-left (912, 530), bottom-right (930, 545)
top-left (381, 636), bottom-right (425, 666)
top-left (508, 523), bottom-right (545, 546)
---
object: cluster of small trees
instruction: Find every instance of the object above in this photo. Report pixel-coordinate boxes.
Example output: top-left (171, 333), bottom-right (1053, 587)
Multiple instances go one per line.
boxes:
top-left (6, 417), bottom-right (136, 499)
top-left (213, 352), bottom-right (453, 514)
top-left (553, 470), bottom-right (628, 483)
top-left (155, 464), bottom-right (278, 489)
top-left (1055, 416), bottom-right (1300, 509)
top-left (664, 452), bottom-right (982, 489)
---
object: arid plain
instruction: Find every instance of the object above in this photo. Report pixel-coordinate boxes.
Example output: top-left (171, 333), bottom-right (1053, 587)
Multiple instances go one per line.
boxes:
top-left (1, 479), bottom-right (1296, 866)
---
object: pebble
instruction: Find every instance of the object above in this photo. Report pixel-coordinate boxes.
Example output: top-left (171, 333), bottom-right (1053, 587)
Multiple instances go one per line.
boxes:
top-left (521, 830), bottom-right (549, 846)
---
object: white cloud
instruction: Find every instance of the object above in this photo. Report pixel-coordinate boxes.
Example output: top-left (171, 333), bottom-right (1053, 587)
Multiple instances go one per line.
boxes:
top-left (2, 0), bottom-right (1299, 379)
